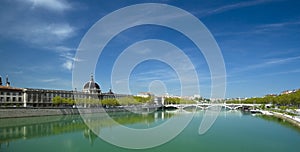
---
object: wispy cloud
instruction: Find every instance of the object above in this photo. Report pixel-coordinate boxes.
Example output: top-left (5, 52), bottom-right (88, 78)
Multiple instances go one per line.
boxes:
top-left (265, 56), bottom-right (300, 65)
top-left (40, 78), bottom-right (59, 83)
top-left (200, 0), bottom-right (274, 17)
top-left (54, 46), bottom-right (81, 71)
top-left (11, 70), bottom-right (24, 75)
top-left (131, 68), bottom-right (178, 83)
top-left (0, 1), bottom-right (76, 45)
top-left (214, 20), bottom-right (300, 37)
top-left (43, 23), bottom-right (74, 38)
top-left (53, 46), bottom-right (76, 52)
top-left (57, 47), bottom-right (78, 61)
top-left (231, 55), bottom-right (300, 74)
top-left (0, 1), bottom-right (77, 72)
top-left (254, 21), bottom-right (300, 33)
top-left (227, 68), bottom-right (300, 88)
top-left (36, 77), bottom-right (72, 90)
top-left (62, 60), bottom-right (73, 71)
top-left (22, 0), bottom-right (72, 12)
top-left (25, 23), bottom-right (76, 45)
top-left (258, 21), bottom-right (300, 29)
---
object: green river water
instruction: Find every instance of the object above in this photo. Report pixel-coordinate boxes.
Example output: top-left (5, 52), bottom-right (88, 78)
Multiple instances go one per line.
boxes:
top-left (0, 110), bottom-right (300, 152)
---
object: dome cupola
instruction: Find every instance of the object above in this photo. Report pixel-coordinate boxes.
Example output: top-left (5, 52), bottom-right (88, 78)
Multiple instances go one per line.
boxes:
top-left (83, 74), bottom-right (101, 94)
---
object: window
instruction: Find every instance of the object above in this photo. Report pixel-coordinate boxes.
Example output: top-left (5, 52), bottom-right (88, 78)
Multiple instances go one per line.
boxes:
top-left (38, 94), bottom-right (41, 102)
top-left (28, 95), bottom-right (32, 102)
top-left (6, 97), bottom-right (10, 101)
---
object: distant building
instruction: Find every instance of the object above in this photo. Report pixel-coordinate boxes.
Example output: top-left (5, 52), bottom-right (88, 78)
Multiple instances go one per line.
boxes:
top-left (0, 85), bottom-right (23, 106)
top-left (137, 92), bottom-right (152, 98)
top-left (265, 94), bottom-right (277, 97)
top-left (193, 94), bottom-right (201, 99)
top-left (280, 89), bottom-right (298, 95)
top-left (0, 74), bottom-right (115, 107)
top-left (154, 96), bottom-right (164, 105)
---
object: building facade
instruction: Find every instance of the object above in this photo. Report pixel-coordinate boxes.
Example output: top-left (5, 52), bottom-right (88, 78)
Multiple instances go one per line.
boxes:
top-left (0, 75), bottom-right (116, 107)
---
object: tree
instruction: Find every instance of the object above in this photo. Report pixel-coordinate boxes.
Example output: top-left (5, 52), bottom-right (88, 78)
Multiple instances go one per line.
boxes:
top-left (52, 96), bottom-right (62, 106)
top-left (226, 89), bottom-right (300, 108)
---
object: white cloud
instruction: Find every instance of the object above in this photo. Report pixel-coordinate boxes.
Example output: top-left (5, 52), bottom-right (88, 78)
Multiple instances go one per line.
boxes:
top-left (30, 23), bottom-right (75, 43)
top-left (62, 60), bottom-right (73, 71)
top-left (53, 46), bottom-right (76, 52)
top-left (24, 0), bottom-right (71, 11)
top-left (0, 1), bottom-right (76, 46)
top-left (1, 1), bottom-right (78, 73)
top-left (0, 16), bottom-right (76, 45)
top-left (40, 78), bottom-right (59, 82)
top-left (47, 23), bottom-right (74, 38)
top-left (57, 47), bottom-right (82, 71)
top-left (57, 46), bottom-right (80, 71)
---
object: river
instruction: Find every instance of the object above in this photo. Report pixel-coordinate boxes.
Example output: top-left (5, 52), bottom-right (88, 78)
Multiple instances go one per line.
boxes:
top-left (0, 110), bottom-right (300, 152)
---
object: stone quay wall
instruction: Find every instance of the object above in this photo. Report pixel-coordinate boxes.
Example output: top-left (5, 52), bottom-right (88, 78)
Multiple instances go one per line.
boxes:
top-left (0, 108), bottom-right (123, 119)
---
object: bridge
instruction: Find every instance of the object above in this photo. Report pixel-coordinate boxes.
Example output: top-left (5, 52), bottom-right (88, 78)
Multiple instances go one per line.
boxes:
top-left (163, 103), bottom-right (261, 110)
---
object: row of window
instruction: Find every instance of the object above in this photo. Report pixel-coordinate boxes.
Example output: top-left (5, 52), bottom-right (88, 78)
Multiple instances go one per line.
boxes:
top-left (0, 91), bottom-right (106, 98)
top-left (0, 91), bottom-right (113, 103)
top-left (0, 91), bottom-right (75, 97)
top-left (27, 93), bottom-right (73, 99)
top-left (0, 91), bottom-right (22, 96)
top-left (26, 98), bottom-right (52, 102)
top-left (0, 97), bottom-right (22, 102)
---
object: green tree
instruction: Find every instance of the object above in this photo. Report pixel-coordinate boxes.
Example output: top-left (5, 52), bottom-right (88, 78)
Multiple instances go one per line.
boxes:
top-left (52, 96), bottom-right (62, 106)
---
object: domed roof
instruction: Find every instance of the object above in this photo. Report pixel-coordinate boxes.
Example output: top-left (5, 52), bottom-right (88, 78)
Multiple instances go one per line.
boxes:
top-left (83, 75), bottom-right (101, 93)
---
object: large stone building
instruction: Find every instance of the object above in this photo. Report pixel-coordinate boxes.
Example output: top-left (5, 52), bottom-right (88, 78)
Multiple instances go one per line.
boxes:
top-left (0, 75), bottom-right (116, 107)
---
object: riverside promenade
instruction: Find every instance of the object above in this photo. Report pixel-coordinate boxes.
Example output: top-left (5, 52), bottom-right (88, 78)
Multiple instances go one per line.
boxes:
top-left (0, 105), bottom-right (160, 119)
top-left (0, 108), bottom-right (124, 118)
top-left (270, 111), bottom-right (300, 127)
top-left (0, 108), bottom-right (81, 118)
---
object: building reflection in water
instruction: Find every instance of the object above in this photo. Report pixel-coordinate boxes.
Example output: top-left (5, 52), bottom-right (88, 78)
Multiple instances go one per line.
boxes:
top-left (0, 111), bottom-right (175, 149)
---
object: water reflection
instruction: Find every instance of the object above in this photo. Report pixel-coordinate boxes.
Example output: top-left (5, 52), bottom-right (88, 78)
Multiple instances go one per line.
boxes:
top-left (1, 110), bottom-right (300, 152)
top-left (0, 110), bottom-right (176, 148)
top-left (0, 115), bottom-right (87, 149)
top-left (257, 114), bottom-right (300, 133)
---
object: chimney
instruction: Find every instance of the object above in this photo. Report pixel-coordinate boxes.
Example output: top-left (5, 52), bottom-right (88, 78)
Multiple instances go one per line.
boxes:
top-left (0, 76), bottom-right (2, 86)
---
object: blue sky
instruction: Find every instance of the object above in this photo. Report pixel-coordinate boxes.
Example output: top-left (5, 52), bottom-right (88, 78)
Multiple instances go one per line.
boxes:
top-left (0, 0), bottom-right (299, 98)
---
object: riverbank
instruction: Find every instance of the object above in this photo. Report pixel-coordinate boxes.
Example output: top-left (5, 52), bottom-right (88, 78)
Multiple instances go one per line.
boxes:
top-left (251, 109), bottom-right (300, 128)
top-left (0, 106), bottom-right (161, 119)
top-left (0, 108), bottom-right (125, 119)
top-left (0, 108), bottom-right (80, 118)
top-left (270, 111), bottom-right (300, 128)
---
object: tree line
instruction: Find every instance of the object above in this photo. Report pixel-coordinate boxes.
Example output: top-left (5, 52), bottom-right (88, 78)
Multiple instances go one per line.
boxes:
top-left (52, 95), bottom-right (198, 107)
top-left (52, 96), bottom-right (153, 107)
top-left (226, 90), bottom-right (300, 107)
top-left (164, 97), bottom-right (196, 104)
